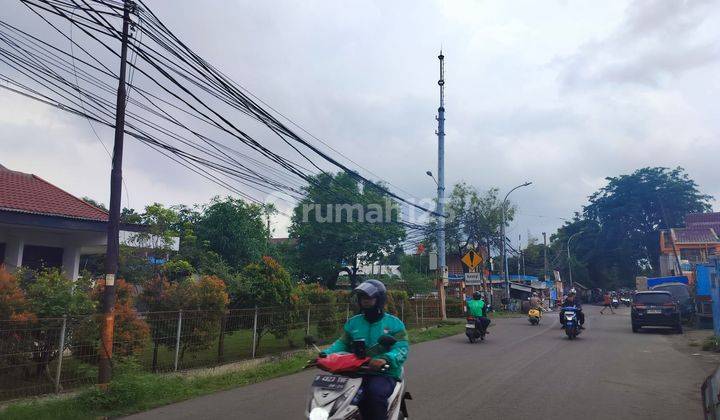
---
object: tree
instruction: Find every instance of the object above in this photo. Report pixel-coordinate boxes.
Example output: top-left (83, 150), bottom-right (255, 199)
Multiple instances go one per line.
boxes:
top-left (23, 269), bottom-right (95, 318)
top-left (424, 183), bottom-right (515, 259)
top-left (231, 257), bottom-right (294, 352)
top-left (585, 167), bottom-right (710, 273)
top-left (295, 283), bottom-right (338, 340)
top-left (0, 267), bottom-right (33, 321)
top-left (289, 172), bottom-right (406, 288)
top-left (131, 203), bottom-right (181, 251)
top-left (72, 279), bottom-right (150, 361)
top-left (196, 197), bottom-right (269, 270)
top-left (139, 275), bottom-right (228, 369)
top-left (10, 269), bottom-right (95, 379)
top-left (138, 275), bottom-right (174, 371)
top-left (553, 167), bottom-right (712, 288)
top-left (398, 254), bottom-right (434, 296)
top-left (504, 236), bottom-right (539, 276)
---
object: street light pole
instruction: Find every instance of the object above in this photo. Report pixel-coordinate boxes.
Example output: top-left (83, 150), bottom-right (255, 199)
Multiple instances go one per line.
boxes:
top-left (501, 182), bottom-right (532, 303)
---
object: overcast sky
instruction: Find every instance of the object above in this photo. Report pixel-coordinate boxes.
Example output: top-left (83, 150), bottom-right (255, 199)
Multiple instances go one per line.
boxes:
top-left (2, 0), bottom-right (720, 248)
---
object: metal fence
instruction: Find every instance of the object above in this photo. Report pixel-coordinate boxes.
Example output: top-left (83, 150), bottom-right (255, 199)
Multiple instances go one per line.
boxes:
top-left (0, 299), bottom-right (447, 401)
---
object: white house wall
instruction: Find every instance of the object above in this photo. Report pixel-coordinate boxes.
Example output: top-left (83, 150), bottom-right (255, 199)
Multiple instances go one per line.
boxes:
top-left (0, 222), bottom-right (179, 280)
top-left (0, 223), bottom-right (105, 280)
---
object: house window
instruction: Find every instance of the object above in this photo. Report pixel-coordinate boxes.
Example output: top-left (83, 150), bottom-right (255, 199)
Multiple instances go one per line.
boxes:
top-left (22, 245), bottom-right (64, 271)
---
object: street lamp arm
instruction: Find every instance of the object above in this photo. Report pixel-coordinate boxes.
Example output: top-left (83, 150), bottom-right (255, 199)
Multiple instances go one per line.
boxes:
top-left (566, 230), bottom-right (587, 288)
top-left (502, 181), bottom-right (532, 211)
top-left (501, 181), bottom-right (532, 305)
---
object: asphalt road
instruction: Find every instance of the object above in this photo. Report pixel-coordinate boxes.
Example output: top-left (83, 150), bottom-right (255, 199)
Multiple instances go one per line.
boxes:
top-left (124, 305), bottom-right (711, 420)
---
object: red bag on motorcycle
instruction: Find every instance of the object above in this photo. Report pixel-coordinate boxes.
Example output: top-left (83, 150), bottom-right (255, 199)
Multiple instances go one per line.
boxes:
top-left (317, 353), bottom-right (370, 374)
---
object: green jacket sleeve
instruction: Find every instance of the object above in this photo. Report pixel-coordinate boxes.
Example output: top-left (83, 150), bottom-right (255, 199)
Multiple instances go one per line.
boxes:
top-left (376, 320), bottom-right (409, 369)
top-left (324, 323), bottom-right (352, 354)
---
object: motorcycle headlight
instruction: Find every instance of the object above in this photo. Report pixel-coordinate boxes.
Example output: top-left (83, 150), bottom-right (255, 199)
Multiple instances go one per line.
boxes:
top-left (309, 407), bottom-right (330, 420)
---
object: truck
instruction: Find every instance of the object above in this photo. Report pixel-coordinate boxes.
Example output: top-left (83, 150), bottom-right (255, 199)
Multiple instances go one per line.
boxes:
top-left (694, 264), bottom-right (714, 327)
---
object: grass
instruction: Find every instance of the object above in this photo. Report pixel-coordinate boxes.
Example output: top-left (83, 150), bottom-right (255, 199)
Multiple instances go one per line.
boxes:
top-left (407, 320), bottom-right (465, 343)
top-left (0, 322), bottom-right (462, 420)
top-left (489, 311), bottom-right (525, 319)
top-left (0, 352), bottom-right (312, 420)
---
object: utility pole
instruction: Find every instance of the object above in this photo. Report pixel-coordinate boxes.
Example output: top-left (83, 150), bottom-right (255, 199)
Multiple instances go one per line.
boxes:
top-left (501, 210), bottom-right (508, 302)
top-left (566, 241), bottom-right (573, 288)
top-left (435, 51), bottom-right (447, 320)
top-left (486, 236), bottom-right (493, 308)
top-left (99, 0), bottom-right (133, 386)
top-left (543, 232), bottom-right (548, 282)
top-left (517, 234), bottom-right (522, 277)
top-left (567, 231), bottom-right (584, 292)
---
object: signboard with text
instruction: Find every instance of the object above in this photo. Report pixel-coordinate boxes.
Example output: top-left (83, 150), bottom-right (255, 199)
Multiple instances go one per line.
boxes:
top-left (464, 272), bottom-right (483, 285)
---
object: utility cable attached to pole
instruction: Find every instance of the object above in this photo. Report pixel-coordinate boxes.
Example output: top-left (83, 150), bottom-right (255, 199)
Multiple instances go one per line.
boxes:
top-left (99, 0), bottom-right (134, 387)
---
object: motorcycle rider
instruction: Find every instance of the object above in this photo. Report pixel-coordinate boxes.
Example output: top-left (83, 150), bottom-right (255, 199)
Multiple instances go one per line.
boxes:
top-left (322, 280), bottom-right (409, 420)
top-left (467, 291), bottom-right (491, 334)
top-left (559, 289), bottom-right (585, 329)
top-left (529, 292), bottom-right (542, 310)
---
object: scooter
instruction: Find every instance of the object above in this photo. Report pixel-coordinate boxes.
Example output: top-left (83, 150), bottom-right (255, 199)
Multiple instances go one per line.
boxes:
top-left (562, 306), bottom-right (582, 340)
top-left (465, 316), bottom-right (486, 343)
top-left (620, 297), bottom-right (631, 307)
top-left (528, 308), bottom-right (542, 325)
top-left (611, 297), bottom-right (619, 309)
top-left (306, 336), bottom-right (411, 420)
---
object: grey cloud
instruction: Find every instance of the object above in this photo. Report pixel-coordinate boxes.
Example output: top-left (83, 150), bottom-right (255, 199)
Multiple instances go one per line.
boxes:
top-left (622, 0), bottom-right (714, 39)
top-left (558, 0), bottom-right (720, 88)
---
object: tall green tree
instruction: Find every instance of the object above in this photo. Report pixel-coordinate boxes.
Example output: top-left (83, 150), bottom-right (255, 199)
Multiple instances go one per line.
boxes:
top-left (196, 197), bottom-right (270, 270)
top-left (553, 167), bottom-right (712, 288)
top-left (289, 172), bottom-right (405, 288)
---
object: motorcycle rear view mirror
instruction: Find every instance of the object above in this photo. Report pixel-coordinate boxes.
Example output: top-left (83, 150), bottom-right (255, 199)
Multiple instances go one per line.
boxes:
top-left (378, 335), bottom-right (397, 348)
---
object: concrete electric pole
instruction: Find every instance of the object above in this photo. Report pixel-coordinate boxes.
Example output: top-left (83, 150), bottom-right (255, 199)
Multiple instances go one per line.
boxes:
top-left (99, 0), bottom-right (133, 386)
top-left (543, 232), bottom-right (548, 282)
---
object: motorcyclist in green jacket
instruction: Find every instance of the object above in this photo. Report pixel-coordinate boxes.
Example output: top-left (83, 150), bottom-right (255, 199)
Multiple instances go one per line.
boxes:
top-left (323, 280), bottom-right (409, 419)
top-left (467, 291), bottom-right (491, 334)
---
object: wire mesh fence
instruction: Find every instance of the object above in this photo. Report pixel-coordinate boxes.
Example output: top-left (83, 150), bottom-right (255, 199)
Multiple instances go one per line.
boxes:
top-left (0, 299), bottom-right (453, 401)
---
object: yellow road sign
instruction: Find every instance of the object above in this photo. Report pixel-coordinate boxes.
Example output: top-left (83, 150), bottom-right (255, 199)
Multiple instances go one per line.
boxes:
top-left (461, 250), bottom-right (483, 270)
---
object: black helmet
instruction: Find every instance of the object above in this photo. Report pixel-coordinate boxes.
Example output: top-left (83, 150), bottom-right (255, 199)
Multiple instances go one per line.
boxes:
top-left (354, 279), bottom-right (387, 322)
top-left (472, 291), bottom-right (483, 300)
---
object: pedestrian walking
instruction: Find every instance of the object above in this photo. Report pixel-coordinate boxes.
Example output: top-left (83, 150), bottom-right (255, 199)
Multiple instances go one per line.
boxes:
top-left (600, 291), bottom-right (615, 314)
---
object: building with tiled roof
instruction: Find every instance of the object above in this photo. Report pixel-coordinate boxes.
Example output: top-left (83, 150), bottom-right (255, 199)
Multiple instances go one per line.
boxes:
top-left (659, 212), bottom-right (720, 276)
top-left (0, 164), bottom-right (142, 279)
top-left (0, 166), bottom-right (109, 222)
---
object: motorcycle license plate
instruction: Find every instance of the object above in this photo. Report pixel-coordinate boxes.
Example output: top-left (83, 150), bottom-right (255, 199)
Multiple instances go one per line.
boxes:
top-left (466, 323), bottom-right (476, 328)
top-left (647, 309), bottom-right (661, 314)
top-left (312, 374), bottom-right (349, 390)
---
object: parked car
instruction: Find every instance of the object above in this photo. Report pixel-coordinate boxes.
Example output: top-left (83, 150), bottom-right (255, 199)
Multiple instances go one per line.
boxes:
top-left (631, 291), bottom-right (683, 333)
top-left (650, 283), bottom-right (695, 322)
